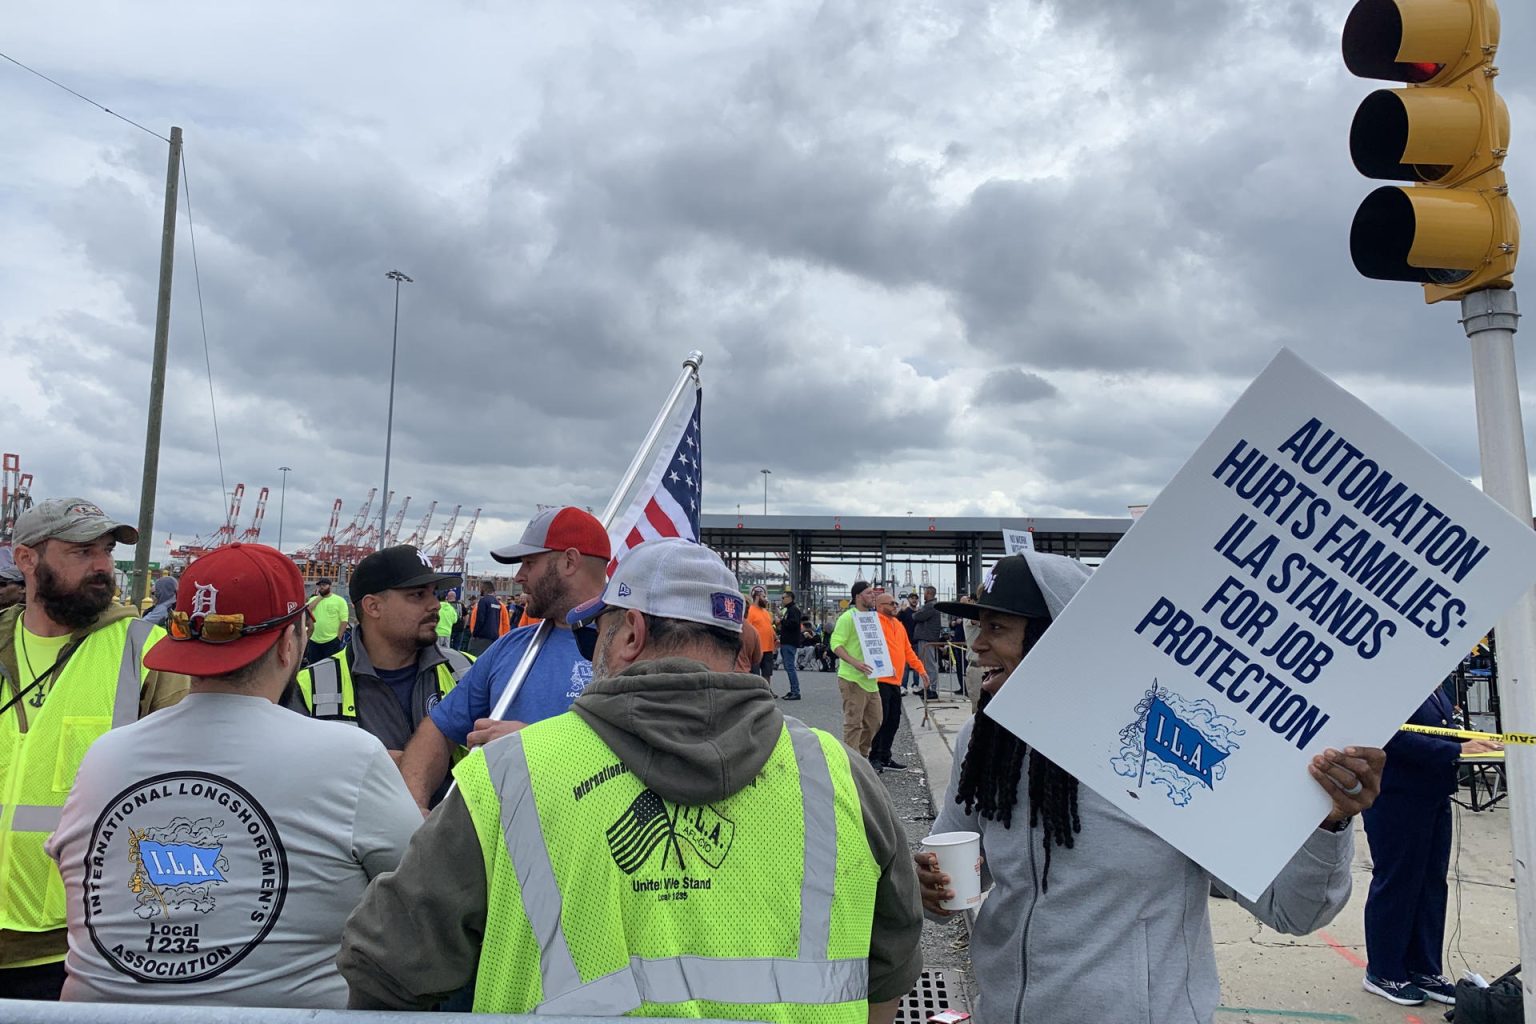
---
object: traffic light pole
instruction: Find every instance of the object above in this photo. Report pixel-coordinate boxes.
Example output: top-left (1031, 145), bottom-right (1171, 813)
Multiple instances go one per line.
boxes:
top-left (1460, 287), bottom-right (1536, 1012)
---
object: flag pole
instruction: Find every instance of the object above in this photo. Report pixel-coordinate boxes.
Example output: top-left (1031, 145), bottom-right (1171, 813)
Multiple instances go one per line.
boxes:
top-left (1138, 679), bottom-right (1157, 789)
top-left (484, 351), bottom-right (705, 723)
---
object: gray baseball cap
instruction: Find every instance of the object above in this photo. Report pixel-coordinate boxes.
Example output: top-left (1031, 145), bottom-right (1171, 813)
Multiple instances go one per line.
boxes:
top-left (566, 538), bottom-right (744, 634)
top-left (12, 498), bottom-right (139, 548)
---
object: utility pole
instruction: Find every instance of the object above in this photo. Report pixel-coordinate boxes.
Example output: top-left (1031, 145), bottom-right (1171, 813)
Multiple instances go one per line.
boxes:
top-left (131, 126), bottom-right (182, 606)
top-left (380, 270), bottom-right (412, 548)
top-left (277, 466), bottom-right (292, 553)
top-left (1460, 289), bottom-right (1536, 1010)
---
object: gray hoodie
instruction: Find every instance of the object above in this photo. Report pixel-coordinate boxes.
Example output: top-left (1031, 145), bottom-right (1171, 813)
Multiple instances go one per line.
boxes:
top-left (931, 550), bottom-right (1353, 1024)
top-left (340, 657), bottom-right (924, 1009)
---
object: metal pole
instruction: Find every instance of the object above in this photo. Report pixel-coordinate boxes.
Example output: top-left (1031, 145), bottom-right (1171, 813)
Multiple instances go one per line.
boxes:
top-left (1459, 288), bottom-right (1536, 1018)
top-left (380, 270), bottom-right (412, 548)
top-left (761, 468), bottom-right (770, 515)
top-left (277, 466), bottom-right (291, 553)
top-left (131, 126), bottom-right (182, 606)
top-left (489, 351), bottom-right (704, 724)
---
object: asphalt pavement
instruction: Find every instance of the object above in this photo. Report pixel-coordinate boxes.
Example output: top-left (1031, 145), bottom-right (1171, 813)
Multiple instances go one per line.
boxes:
top-left (764, 663), bottom-right (978, 1011)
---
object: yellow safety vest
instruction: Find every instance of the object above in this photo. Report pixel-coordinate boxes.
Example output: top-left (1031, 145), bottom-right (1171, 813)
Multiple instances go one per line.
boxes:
top-left (293, 647), bottom-right (473, 721)
top-left (455, 713), bottom-right (877, 1021)
top-left (0, 618), bottom-right (159, 934)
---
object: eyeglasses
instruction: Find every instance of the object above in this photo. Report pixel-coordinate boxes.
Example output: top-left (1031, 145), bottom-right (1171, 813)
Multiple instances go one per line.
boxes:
top-left (168, 606), bottom-right (310, 644)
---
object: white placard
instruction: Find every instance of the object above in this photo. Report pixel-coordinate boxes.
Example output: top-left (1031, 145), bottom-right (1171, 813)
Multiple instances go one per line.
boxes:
top-left (1002, 528), bottom-right (1036, 555)
top-left (852, 611), bottom-right (894, 678)
top-left (985, 348), bottom-right (1536, 899)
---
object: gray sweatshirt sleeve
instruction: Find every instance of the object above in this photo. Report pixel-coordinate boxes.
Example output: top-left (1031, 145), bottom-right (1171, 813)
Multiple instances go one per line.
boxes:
top-left (848, 754), bottom-right (925, 1003)
top-left (1228, 826), bottom-right (1354, 935)
top-left (340, 791), bottom-right (487, 1009)
top-left (352, 745), bottom-right (428, 879)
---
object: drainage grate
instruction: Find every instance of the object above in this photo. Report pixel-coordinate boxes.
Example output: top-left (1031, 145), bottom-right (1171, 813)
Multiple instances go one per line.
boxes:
top-left (896, 968), bottom-right (968, 1023)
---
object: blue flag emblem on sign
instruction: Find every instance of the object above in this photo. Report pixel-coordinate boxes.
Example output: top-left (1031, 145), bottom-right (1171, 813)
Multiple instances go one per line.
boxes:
top-left (1144, 696), bottom-right (1230, 788)
top-left (138, 841), bottom-right (226, 886)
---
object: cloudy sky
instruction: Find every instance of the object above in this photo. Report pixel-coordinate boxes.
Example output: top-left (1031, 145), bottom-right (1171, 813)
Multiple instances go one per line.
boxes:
top-left (3, 0), bottom-right (1532, 572)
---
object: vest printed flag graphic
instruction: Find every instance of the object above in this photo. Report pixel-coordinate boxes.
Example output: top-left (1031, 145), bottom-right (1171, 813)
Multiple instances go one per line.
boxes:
top-left (1144, 695), bottom-right (1230, 788)
top-left (606, 789), bottom-right (673, 875)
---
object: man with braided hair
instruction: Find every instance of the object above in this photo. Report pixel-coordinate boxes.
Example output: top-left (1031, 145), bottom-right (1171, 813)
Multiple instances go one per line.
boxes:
top-left (913, 550), bottom-right (1387, 1024)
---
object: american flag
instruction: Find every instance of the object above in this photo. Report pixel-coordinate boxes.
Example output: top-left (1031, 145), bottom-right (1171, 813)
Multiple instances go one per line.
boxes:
top-left (609, 384), bottom-right (702, 565)
top-left (606, 789), bottom-right (674, 875)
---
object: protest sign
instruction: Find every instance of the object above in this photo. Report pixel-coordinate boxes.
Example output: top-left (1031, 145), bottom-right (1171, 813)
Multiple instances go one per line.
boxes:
top-left (1002, 528), bottom-right (1036, 555)
top-left (984, 348), bottom-right (1536, 898)
top-left (852, 611), bottom-right (894, 678)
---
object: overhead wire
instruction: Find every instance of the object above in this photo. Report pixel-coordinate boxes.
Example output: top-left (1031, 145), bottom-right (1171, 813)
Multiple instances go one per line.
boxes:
top-left (178, 153), bottom-right (229, 507)
top-left (0, 50), bottom-right (169, 142)
top-left (1, 47), bottom-right (229, 508)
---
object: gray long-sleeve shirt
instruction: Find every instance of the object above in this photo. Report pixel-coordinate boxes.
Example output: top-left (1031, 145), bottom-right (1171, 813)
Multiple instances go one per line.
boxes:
top-left (932, 716), bottom-right (1353, 1024)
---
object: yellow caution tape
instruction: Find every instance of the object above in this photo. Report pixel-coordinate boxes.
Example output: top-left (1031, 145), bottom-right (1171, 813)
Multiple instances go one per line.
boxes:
top-left (1401, 723), bottom-right (1536, 746)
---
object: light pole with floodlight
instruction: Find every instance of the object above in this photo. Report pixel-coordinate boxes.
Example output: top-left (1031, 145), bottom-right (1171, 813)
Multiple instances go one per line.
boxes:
top-left (380, 270), bottom-right (413, 547)
top-left (760, 468), bottom-right (771, 515)
top-left (277, 466), bottom-right (292, 552)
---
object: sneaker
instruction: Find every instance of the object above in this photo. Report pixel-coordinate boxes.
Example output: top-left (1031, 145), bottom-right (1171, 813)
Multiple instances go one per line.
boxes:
top-left (1409, 973), bottom-right (1456, 1005)
top-left (881, 759), bottom-right (909, 771)
top-left (1362, 972), bottom-right (1426, 1006)
top-left (922, 690), bottom-right (940, 700)
top-left (783, 693), bottom-right (801, 701)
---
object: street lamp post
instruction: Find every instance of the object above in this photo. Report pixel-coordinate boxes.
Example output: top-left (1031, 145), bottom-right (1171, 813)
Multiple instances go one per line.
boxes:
top-left (760, 468), bottom-right (771, 516)
top-left (381, 270), bottom-right (413, 548)
top-left (277, 466), bottom-right (292, 553)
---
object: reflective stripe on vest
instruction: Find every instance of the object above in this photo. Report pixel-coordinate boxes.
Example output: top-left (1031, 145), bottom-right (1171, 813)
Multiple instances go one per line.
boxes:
top-left (299, 650), bottom-right (472, 723)
top-left (2, 617), bottom-right (158, 934)
top-left (3, 619), bottom-right (151, 836)
top-left (309, 658), bottom-right (346, 718)
top-left (478, 716), bottom-right (864, 1014)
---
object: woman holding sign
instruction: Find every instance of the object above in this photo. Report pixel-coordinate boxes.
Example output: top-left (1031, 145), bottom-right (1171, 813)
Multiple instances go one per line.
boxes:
top-left (914, 551), bottom-right (1386, 1024)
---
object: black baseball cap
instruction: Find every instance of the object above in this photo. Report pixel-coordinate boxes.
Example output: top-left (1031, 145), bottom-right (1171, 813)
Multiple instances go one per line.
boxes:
top-left (350, 545), bottom-right (461, 603)
top-left (936, 555), bottom-right (1049, 621)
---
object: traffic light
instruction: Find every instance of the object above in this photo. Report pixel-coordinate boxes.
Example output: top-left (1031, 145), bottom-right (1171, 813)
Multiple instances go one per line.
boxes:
top-left (1343, 0), bottom-right (1519, 303)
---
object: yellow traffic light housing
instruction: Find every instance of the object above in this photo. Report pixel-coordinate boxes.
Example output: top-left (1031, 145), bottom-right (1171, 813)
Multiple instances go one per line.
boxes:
top-left (1343, 0), bottom-right (1519, 303)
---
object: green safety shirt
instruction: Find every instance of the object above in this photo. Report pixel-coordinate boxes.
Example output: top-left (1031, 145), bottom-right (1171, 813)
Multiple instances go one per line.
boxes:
top-left (436, 602), bottom-right (458, 639)
top-left (454, 711), bottom-right (878, 1020)
top-left (309, 592), bottom-right (350, 643)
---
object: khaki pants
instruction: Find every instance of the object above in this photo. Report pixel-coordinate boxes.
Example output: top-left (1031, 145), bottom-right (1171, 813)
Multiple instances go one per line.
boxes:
top-left (839, 679), bottom-right (883, 758)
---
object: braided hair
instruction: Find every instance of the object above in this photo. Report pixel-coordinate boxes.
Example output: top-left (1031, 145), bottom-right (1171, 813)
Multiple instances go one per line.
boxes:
top-left (953, 616), bottom-right (1081, 892)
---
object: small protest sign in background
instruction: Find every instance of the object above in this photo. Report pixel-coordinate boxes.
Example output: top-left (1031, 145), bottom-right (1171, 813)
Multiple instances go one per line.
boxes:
top-left (852, 611), bottom-right (893, 679)
top-left (985, 348), bottom-right (1536, 898)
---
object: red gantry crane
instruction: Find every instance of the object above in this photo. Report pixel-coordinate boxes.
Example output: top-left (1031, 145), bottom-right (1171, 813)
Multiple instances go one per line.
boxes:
top-left (238, 487), bottom-right (270, 544)
top-left (445, 507), bottom-right (480, 575)
top-left (406, 500), bottom-right (437, 549)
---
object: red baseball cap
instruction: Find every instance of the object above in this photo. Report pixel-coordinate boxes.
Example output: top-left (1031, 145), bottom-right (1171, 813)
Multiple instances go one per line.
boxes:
top-left (491, 506), bottom-right (612, 564)
top-left (144, 543), bottom-right (308, 677)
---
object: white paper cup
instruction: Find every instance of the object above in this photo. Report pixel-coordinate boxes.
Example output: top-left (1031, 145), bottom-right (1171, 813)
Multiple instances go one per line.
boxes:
top-left (922, 830), bottom-right (982, 910)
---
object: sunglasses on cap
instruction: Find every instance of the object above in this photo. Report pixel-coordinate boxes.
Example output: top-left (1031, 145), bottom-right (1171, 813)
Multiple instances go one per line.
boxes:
top-left (168, 605), bottom-right (311, 644)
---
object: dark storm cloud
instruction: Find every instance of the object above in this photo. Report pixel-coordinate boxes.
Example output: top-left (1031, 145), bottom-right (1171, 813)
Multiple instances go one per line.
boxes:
top-left (5, 0), bottom-right (1532, 565)
top-left (974, 368), bottom-right (1057, 405)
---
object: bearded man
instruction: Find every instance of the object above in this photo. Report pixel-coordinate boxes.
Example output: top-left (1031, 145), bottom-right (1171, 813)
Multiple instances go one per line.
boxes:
top-left (0, 498), bottom-right (188, 999)
top-left (399, 507), bottom-right (609, 811)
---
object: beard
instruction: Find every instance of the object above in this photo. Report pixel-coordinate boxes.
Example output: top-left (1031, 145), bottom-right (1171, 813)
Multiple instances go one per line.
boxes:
top-left (522, 563), bottom-right (565, 620)
top-left (35, 558), bottom-right (114, 630)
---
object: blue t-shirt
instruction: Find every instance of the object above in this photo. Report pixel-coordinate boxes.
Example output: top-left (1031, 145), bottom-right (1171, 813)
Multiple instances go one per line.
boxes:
top-left (428, 624), bottom-right (592, 745)
top-left (375, 663), bottom-right (419, 720)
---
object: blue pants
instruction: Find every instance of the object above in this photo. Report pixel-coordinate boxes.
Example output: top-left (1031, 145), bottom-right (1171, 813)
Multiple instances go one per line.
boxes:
top-left (779, 645), bottom-right (800, 696)
top-left (1362, 792), bottom-right (1452, 981)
